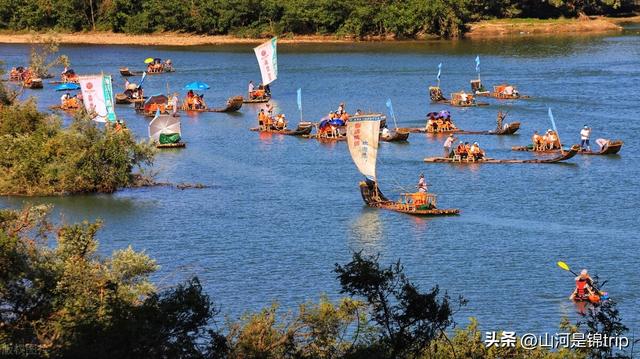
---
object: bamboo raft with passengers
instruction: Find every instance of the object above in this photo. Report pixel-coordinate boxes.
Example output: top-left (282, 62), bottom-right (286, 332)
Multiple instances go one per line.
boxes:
top-left (424, 143), bottom-right (580, 164)
top-left (348, 113), bottom-right (459, 216)
top-left (251, 109), bottom-right (313, 136)
top-left (399, 110), bottom-right (520, 136)
top-left (512, 130), bottom-right (623, 155)
top-left (470, 79), bottom-right (530, 99)
top-left (429, 86), bottom-right (489, 107)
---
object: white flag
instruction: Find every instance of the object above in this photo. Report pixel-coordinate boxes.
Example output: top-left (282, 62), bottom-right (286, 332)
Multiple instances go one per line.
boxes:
top-left (253, 37), bottom-right (278, 86)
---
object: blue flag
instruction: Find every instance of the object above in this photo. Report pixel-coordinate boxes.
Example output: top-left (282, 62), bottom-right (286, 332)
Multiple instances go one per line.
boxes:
top-left (548, 107), bottom-right (557, 133)
top-left (437, 63), bottom-right (442, 81)
top-left (385, 98), bottom-right (394, 119)
top-left (297, 88), bottom-right (302, 111)
top-left (139, 71), bottom-right (147, 87)
top-left (475, 56), bottom-right (480, 73)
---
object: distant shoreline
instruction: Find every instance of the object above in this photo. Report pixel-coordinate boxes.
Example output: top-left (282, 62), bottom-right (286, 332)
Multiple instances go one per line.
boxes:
top-left (0, 16), bottom-right (636, 46)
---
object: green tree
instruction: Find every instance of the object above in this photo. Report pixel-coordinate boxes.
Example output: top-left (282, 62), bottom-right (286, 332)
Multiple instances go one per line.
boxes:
top-left (335, 252), bottom-right (466, 358)
top-left (0, 206), bottom-right (222, 358)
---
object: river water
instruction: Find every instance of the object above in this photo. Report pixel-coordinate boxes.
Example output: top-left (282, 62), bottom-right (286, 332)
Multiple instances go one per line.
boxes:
top-left (1, 29), bottom-right (639, 336)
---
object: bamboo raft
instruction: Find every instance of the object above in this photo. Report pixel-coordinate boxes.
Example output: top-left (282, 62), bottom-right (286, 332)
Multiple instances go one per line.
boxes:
top-left (424, 144), bottom-right (580, 164)
top-left (243, 96), bottom-right (271, 104)
top-left (250, 122), bottom-right (313, 136)
top-left (512, 140), bottom-right (623, 155)
top-left (359, 180), bottom-right (459, 216)
top-left (156, 142), bottom-right (186, 149)
top-left (399, 122), bottom-right (520, 136)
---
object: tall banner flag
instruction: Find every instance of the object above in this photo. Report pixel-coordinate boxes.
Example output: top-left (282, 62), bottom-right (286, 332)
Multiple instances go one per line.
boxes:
top-left (103, 75), bottom-right (117, 122)
top-left (548, 107), bottom-right (557, 133)
top-left (436, 63), bottom-right (442, 81)
top-left (296, 87), bottom-right (303, 121)
top-left (79, 74), bottom-right (111, 122)
top-left (254, 37), bottom-right (278, 86)
top-left (385, 98), bottom-right (394, 119)
top-left (475, 55), bottom-right (480, 73)
top-left (139, 71), bottom-right (147, 87)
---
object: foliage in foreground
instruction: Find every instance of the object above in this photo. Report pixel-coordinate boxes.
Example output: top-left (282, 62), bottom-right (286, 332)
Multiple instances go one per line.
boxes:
top-left (0, 0), bottom-right (633, 39)
top-left (0, 206), bottom-right (218, 358)
top-left (0, 92), bottom-right (154, 196)
top-left (0, 207), bottom-right (635, 358)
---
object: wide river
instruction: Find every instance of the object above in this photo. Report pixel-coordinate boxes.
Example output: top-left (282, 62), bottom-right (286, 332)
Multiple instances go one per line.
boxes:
top-left (1, 28), bottom-right (639, 336)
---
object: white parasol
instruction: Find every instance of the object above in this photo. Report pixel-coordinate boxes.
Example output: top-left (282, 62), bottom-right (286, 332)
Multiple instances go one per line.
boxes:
top-left (148, 112), bottom-right (181, 142)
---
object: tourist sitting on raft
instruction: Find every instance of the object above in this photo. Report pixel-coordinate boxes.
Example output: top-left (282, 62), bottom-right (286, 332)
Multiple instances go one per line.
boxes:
top-left (458, 91), bottom-right (473, 105)
top-left (183, 90), bottom-right (206, 110)
top-left (429, 86), bottom-right (445, 102)
top-left (569, 269), bottom-right (596, 301)
top-left (123, 83), bottom-right (144, 100)
top-left (248, 82), bottom-right (271, 100)
top-left (9, 67), bottom-right (25, 81)
top-left (257, 109), bottom-right (287, 131)
top-left (426, 111), bottom-right (457, 133)
top-left (455, 141), bottom-right (485, 160)
top-left (543, 129), bottom-right (560, 150)
top-left (61, 68), bottom-right (79, 83)
top-left (146, 58), bottom-right (167, 73)
top-left (59, 93), bottom-right (81, 109)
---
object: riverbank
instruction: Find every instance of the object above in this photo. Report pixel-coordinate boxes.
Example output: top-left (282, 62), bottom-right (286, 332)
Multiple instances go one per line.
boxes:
top-left (466, 16), bottom-right (628, 37)
top-left (0, 16), bottom-right (637, 46)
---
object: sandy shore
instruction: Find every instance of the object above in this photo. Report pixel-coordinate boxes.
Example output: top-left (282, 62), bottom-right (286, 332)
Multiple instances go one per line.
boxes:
top-left (0, 16), bottom-right (636, 46)
top-left (466, 17), bottom-right (625, 38)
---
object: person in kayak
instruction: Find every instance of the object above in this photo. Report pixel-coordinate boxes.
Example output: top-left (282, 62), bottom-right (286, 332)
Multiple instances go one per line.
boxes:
top-left (569, 269), bottom-right (595, 301)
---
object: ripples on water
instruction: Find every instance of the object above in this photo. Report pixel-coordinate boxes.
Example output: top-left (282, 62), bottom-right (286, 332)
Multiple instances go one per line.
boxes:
top-left (1, 32), bottom-right (639, 335)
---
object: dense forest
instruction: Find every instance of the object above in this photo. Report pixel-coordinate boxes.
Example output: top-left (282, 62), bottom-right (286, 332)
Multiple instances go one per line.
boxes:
top-left (0, 0), bottom-right (634, 38)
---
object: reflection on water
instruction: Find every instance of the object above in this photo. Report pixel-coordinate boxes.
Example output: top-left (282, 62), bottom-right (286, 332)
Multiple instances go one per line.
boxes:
top-left (348, 207), bottom-right (384, 253)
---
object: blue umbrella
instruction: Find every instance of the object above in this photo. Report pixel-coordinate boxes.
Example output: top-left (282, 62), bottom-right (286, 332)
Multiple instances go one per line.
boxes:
top-left (183, 81), bottom-right (210, 91)
top-left (55, 83), bottom-right (80, 91)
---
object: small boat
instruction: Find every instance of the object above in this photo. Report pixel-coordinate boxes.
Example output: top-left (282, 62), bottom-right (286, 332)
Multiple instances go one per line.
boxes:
top-left (115, 93), bottom-right (146, 104)
top-left (512, 139), bottom-right (623, 156)
top-left (181, 96), bottom-right (243, 113)
top-left (380, 128), bottom-right (410, 142)
top-left (251, 122), bottom-right (313, 136)
top-left (347, 113), bottom-right (459, 217)
top-left (424, 144), bottom-right (580, 164)
top-left (210, 96), bottom-right (244, 112)
top-left (119, 67), bottom-right (144, 77)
